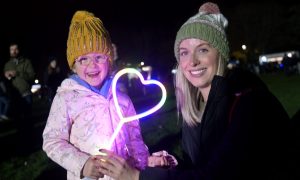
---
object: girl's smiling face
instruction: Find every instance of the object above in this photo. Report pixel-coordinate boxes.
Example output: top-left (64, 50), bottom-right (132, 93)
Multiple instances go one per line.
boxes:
top-left (73, 52), bottom-right (110, 88)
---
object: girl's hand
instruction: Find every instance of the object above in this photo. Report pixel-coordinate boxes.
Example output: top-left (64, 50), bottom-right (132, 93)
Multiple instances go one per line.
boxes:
top-left (148, 150), bottom-right (178, 168)
top-left (97, 149), bottom-right (139, 180)
top-left (81, 156), bottom-right (104, 179)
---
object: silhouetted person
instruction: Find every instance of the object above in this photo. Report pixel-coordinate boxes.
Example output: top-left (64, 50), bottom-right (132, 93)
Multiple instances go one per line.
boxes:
top-left (43, 57), bottom-right (64, 103)
top-left (0, 77), bottom-right (10, 121)
top-left (282, 53), bottom-right (292, 76)
top-left (3, 42), bottom-right (35, 155)
top-left (111, 43), bottom-right (129, 94)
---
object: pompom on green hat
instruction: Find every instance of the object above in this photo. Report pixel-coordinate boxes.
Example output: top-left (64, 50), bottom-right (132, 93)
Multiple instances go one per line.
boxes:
top-left (174, 2), bottom-right (229, 61)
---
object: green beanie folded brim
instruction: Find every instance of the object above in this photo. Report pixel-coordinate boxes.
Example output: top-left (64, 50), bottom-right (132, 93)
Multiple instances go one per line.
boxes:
top-left (174, 23), bottom-right (229, 61)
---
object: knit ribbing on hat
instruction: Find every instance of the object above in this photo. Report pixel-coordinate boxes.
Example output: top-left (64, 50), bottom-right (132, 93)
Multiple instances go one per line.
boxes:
top-left (67, 11), bottom-right (113, 68)
top-left (174, 7), bottom-right (229, 62)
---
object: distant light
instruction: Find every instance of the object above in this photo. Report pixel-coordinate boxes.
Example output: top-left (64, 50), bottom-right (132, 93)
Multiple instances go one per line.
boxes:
top-left (35, 79), bottom-right (39, 84)
top-left (279, 63), bottom-right (284, 68)
top-left (171, 69), bottom-right (177, 74)
top-left (287, 53), bottom-right (292, 58)
top-left (242, 45), bottom-right (247, 50)
top-left (259, 56), bottom-right (267, 65)
top-left (141, 62), bottom-right (145, 66)
top-left (31, 84), bottom-right (41, 93)
top-left (227, 63), bottom-right (234, 69)
top-left (269, 57), bottom-right (283, 62)
top-left (142, 66), bottom-right (152, 72)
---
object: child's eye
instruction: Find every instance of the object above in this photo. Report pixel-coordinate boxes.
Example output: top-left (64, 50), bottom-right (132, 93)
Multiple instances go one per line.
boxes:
top-left (78, 57), bottom-right (88, 61)
top-left (95, 55), bottom-right (108, 63)
top-left (96, 55), bottom-right (106, 60)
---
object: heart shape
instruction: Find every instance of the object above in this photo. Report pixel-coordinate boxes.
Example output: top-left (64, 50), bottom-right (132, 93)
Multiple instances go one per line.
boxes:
top-left (107, 68), bottom-right (167, 149)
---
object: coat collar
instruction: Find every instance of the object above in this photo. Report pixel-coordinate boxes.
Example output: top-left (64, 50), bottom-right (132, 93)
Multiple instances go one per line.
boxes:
top-left (70, 74), bottom-right (112, 99)
top-left (207, 75), bottom-right (230, 104)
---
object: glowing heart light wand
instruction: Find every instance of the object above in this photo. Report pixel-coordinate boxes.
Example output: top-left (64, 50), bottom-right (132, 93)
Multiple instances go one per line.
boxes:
top-left (106, 68), bottom-right (167, 149)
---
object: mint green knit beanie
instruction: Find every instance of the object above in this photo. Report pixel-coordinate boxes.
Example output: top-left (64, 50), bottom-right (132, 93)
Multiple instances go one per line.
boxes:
top-left (174, 2), bottom-right (229, 61)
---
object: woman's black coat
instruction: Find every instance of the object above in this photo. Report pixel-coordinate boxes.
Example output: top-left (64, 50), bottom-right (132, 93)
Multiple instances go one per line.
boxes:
top-left (140, 69), bottom-right (290, 180)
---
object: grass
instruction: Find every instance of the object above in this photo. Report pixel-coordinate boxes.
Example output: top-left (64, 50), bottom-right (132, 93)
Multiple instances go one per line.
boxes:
top-left (140, 96), bottom-right (182, 159)
top-left (0, 151), bottom-right (49, 180)
top-left (259, 73), bottom-right (300, 118)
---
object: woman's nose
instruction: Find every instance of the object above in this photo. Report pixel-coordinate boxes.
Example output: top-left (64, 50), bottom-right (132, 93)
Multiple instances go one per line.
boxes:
top-left (190, 53), bottom-right (199, 66)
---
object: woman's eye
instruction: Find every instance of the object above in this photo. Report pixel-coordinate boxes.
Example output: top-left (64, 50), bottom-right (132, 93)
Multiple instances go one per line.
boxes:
top-left (180, 51), bottom-right (188, 56)
top-left (198, 48), bottom-right (208, 53)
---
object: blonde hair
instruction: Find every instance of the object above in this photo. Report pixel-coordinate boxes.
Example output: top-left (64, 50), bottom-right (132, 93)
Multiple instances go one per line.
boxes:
top-left (175, 55), bottom-right (226, 126)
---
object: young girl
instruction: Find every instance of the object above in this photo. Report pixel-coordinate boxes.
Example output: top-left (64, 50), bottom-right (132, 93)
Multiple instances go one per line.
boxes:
top-left (42, 11), bottom-right (168, 180)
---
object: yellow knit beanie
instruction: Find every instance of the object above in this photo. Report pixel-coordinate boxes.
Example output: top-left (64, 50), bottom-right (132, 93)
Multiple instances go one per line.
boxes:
top-left (67, 10), bottom-right (113, 68)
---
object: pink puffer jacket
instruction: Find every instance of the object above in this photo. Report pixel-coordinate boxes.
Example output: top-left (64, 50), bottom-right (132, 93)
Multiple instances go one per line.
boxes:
top-left (43, 78), bottom-right (149, 180)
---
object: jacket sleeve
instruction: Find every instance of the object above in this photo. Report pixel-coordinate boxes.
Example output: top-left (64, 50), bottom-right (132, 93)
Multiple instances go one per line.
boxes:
top-left (124, 98), bottom-right (150, 170)
top-left (42, 93), bottom-right (90, 177)
top-left (18, 59), bottom-right (35, 82)
top-left (3, 61), bottom-right (13, 72)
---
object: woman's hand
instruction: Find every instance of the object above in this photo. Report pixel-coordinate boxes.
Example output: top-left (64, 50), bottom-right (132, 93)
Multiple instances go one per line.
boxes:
top-left (97, 149), bottom-right (139, 180)
top-left (81, 156), bottom-right (104, 179)
top-left (148, 150), bottom-right (178, 168)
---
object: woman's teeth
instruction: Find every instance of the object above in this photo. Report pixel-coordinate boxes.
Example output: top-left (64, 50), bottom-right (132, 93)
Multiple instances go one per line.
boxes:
top-left (190, 68), bottom-right (206, 75)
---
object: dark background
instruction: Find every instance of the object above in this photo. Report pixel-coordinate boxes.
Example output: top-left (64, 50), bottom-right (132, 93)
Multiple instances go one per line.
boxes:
top-left (0, 0), bottom-right (299, 79)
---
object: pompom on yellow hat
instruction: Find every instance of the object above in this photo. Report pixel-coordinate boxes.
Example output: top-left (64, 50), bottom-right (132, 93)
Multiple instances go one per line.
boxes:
top-left (67, 10), bottom-right (113, 68)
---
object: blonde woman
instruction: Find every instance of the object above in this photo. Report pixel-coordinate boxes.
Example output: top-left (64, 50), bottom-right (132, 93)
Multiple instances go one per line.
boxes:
top-left (98, 2), bottom-right (289, 180)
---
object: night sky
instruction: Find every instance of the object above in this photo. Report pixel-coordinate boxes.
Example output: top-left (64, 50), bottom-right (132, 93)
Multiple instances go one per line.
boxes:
top-left (0, 0), bottom-right (299, 79)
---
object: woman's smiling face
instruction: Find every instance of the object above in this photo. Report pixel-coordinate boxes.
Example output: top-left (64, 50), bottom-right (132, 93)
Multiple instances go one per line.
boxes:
top-left (179, 38), bottom-right (219, 89)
